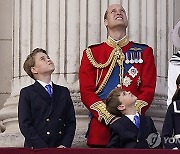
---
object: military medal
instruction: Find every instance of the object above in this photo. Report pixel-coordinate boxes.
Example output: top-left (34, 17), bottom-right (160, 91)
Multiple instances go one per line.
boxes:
top-left (128, 66), bottom-right (138, 78)
top-left (134, 52), bottom-right (139, 63)
top-left (138, 52), bottom-right (143, 63)
top-left (130, 52), bottom-right (134, 64)
top-left (123, 76), bottom-right (132, 87)
top-left (125, 52), bottom-right (130, 64)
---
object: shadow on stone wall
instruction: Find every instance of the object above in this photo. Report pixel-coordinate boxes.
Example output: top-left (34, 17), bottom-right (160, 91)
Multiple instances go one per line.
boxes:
top-left (146, 95), bottom-right (167, 134)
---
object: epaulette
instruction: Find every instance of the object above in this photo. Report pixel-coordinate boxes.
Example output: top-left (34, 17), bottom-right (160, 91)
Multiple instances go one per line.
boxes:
top-left (135, 100), bottom-right (148, 114)
top-left (88, 42), bottom-right (104, 49)
top-left (90, 101), bottom-right (115, 125)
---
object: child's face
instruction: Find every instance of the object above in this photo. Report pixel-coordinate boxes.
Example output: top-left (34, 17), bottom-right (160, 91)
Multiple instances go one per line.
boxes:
top-left (31, 52), bottom-right (55, 75)
top-left (118, 91), bottom-right (137, 107)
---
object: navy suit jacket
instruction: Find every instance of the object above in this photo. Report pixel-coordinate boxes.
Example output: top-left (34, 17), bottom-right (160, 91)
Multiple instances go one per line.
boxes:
top-left (107, 115), bottom-right (160, 148)
top-left (18, 81), bottom-right (76, 149)
top-left (162, 100), bottom-right (180, 149)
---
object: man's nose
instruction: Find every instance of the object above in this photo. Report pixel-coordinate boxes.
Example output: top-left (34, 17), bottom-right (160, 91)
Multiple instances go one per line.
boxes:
top-left (47, 58), bottom-right (51, 62)
top-left (116, 11), bottom-right (121, 15)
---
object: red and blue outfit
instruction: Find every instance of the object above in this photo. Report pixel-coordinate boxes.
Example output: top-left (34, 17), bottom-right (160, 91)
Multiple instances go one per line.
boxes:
top-left (79, 36), bottom-right (156, 146)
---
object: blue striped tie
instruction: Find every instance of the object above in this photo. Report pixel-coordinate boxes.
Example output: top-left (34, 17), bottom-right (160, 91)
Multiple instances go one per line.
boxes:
top-left (134, 115), bottom-right (140, 128)
top-left (45, 84), bottom-right (53, 97)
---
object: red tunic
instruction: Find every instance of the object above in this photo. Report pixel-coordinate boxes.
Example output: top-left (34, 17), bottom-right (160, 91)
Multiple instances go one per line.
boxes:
top-left (79, 41), bottom-right (156, 146)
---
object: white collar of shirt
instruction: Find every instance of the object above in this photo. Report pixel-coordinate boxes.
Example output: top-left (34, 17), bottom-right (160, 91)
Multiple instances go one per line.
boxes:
top-left (125, 112), bottom-right (139, 124)
top-left (109, 35), bottom-right (127, 43)
top-left (37, 80), bottom-right (53, 89)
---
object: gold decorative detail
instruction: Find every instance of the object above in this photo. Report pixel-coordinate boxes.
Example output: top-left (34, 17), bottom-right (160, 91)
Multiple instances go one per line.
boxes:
top-left (90, 101), bottom-right (115, 125)
top-left (106, 36), bottom-right (129, 48)
top-left (129, 47), bottom-right (142, 51)
top-left (135, 100), bottom-right (148, 114)
top-left (86, 36), bottom-right (129, 94)
top-left (115, 46), bottom-right (125, 87)
top-left (86, 48), bottom-right (115, 69)
top-left (96, 69), bottom-right (103, 86)
top-left (95, 56), bottom-right (117, 94)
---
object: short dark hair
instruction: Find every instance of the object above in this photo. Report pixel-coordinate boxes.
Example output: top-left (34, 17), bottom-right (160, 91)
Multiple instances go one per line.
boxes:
top-left (23, 48), bottom-right (47, 80)
top-left (172, 74), bottom-right (180, 102)
top-left (106, 88), bottom-right (124, 116)
top-left (104, 10), bottom-right (108, 20)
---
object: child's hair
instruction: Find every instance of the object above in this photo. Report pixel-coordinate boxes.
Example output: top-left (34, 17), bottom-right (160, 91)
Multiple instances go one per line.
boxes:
top-left (172, 74), bottom-right (180, 102)
top-left (23, 48), bottom-right (47, 80)
top-left (106, 88), bottom-right (124, 117)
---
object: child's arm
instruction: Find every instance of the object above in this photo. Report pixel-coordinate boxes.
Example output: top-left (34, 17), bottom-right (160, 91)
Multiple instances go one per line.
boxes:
top-left (162, 103), bottom-right (176, 149)
top-left (18, 88), bottom-right (48, 148)
top-left (58, 88), bottom-right (76, 148)
top-left (107, 123), bottom-right (121, 148)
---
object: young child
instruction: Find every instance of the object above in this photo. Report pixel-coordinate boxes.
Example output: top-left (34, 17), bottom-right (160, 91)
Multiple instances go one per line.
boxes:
top-left (106, 88), bottom-right (160, 148)
top-left (18, 48), bottom-right (76, 149)
top-left (162, 74), bottom-right (180, 149)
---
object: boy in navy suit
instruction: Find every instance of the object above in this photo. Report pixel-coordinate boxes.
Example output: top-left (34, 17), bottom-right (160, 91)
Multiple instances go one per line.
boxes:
top-left (106, 88), bottom-right (161, 148)
top-left (18, 48), bottom-right (76, 149)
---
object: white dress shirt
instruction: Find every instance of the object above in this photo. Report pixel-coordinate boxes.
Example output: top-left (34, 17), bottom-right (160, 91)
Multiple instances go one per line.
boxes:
top-left (167, 51), bottom-right (180, 106)
top-left (126, 112), bottom-right (139, 125)
top-left (37, 80), bottom-right (53, 91)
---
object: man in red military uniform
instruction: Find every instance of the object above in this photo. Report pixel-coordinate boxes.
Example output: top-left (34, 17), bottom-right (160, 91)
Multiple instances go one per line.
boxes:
top-left (79, 4), bottom-right (156, 147)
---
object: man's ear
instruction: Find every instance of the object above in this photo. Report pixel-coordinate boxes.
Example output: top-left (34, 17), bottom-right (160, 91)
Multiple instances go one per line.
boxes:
top-left (104, 19), bottom-right (108, 27)
top-left (31, 67), bottom-right (38, 74)
top-left (117, 104), bottom-right (125, 111)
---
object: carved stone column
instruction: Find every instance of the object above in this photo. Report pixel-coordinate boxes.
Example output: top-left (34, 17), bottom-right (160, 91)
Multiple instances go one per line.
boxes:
top-left (0, 0), bottom-right (88, 147)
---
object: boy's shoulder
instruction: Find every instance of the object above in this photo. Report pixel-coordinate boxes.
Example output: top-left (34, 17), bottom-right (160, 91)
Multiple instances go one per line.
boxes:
top-left (52, 84), bottom-right (71, 94)
top-left (20, 84), bottom-right (34, 91)
top-left (140, 115), bottom-right (152, 120)
top-left (53, 83), bottom-right (69, 91)
top-left (109, 116), bottom-right (126, 127)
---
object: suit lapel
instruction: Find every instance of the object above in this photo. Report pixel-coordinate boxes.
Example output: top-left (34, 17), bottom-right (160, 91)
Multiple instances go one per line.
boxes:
top-left (48, 83), bottom-right (61, 116)
top-left (33, 81), bottom-right (52, 105)
top-left (121, 116), bottom-right (139, 134)
top-left (138, 115), bottom-right (147, 138)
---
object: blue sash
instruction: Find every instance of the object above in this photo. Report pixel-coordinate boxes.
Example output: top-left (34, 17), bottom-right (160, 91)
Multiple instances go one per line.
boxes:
top-left (98, 43), bottom-right (147, 100)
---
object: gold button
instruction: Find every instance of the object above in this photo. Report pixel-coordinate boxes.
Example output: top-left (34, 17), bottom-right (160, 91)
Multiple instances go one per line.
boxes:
top-left (59, 131), bottom-right (62, 134)
top-left (137, 139), bottom-right (139, 142)
top-left (46, 118), bottom-right (50, 122)
top-left (59, 118), bottom-right (61, 121)
top-left (47, 132), bottom-right (50, 135)
top-left (64, 124), bottom-right (65, 127)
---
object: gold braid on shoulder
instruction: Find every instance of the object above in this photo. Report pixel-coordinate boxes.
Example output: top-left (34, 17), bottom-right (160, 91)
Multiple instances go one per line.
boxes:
top-left (86, 48), bottom-right (115, 69)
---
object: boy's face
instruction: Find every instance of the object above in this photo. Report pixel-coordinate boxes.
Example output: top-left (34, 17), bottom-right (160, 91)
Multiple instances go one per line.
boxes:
top-left (31, 52), bottom-right (55, 76)
top-left (118, 91), bottom-right (137, 107)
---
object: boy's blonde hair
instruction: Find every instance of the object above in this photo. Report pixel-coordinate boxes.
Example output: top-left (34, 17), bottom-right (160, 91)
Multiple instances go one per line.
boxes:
top-left (106, 88), bottom-right (124, 117)
top-left (23, 48), bottom-right (47, 80)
